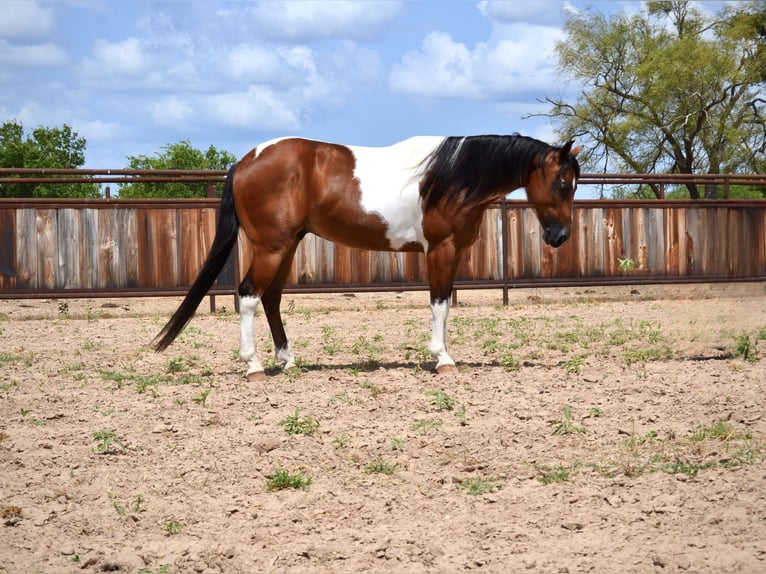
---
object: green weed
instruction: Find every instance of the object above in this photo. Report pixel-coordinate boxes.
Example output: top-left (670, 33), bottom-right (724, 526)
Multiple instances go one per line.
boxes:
top-left (162, 519), bottom-right (183, 535)
top-left (390, 436), bottom-right (406, 451)
top-left (425, 389), bottom-right (456, 411)
top-left (266, 469), bottom-right (312, 491)
top-left (366, 456), bottom-right (398, 475)
top-left (411, 419), bottom-right (443, 435)
top-left (192, 388), bottom-right (211, 407)
top-left (549, 404), bottom-right (589, 435)
top-left (93, 429), bottom-right (126, 454)
top-left (279, 407), bottom-right (319, 435)
top-left (332, 433), bottom-right (351, 448)
top-left (460, 477), bottom-right (501, 495)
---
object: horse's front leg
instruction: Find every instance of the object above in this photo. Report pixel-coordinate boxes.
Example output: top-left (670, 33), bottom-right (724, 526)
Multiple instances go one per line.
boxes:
top-left (426, 242), bottom-right (460, 374)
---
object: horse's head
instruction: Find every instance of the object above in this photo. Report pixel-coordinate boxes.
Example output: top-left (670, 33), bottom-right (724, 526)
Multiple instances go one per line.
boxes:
top-left (526, 141), bottom-right (582, 248)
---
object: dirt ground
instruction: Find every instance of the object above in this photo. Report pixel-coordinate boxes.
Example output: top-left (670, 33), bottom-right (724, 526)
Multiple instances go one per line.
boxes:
top-left (1, 283), bottom-right (765, 574)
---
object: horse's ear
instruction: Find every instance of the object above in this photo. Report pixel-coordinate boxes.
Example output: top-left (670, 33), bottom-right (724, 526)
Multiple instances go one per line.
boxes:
top-left (558, 140), bottom-right (581, 160)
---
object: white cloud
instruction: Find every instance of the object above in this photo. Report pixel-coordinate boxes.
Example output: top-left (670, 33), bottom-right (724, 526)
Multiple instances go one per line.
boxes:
top-left (152, 96), bottom-right (194, 126)
top-left (248, 1), bottom-right (401, 41)
top-left (89, 37), bottom-right (152, 75)
top-left (389, 32), bottom-right (479, 98)
top-left (0, 39), bottom-right (67, 66)
top-left (205, 85), bottom-right (302, 131)
top-left (0, 1), bottom-right (54, 39)
top-left (389, 23), bottom-right (564, 100)
top-left (225, 44), bottom-right (284, 81)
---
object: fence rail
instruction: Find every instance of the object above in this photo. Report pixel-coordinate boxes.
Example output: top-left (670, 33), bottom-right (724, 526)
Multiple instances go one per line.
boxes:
top-left (1, 170), bottom-right (765, 305)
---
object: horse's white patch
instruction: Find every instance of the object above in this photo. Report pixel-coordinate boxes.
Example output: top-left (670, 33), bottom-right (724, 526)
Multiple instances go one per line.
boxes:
top-left (349, 136), bottom-right (445, 250)
top-left (239, 295), bottom-right (263, 375)
top-left (429, 298), bottom-right (454, 369)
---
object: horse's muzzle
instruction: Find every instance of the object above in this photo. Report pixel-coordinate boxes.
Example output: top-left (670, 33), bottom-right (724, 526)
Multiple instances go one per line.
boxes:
top-left (543, 224), bottom-right (570, 248)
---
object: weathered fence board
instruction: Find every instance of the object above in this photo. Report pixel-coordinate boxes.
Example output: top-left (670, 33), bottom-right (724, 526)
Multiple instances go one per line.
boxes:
top-left (0, 200), bottom-right (764, 300)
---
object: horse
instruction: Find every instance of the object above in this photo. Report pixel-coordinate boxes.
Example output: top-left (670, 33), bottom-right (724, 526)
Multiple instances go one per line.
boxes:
top-left (152, 134), bottom-right (581, 380)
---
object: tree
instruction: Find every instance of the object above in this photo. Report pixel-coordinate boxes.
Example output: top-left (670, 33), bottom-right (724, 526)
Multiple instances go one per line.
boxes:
top-left (0, 120), bottom-right (101, 198)
top-left (118, 141), bottom-right (237, 198)
top-left (541, 0), bottom-right (766, 199)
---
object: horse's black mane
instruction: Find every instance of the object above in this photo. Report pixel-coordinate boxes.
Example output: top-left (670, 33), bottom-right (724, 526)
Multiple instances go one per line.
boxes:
top-left (419, 134), bottom-right (577, 209)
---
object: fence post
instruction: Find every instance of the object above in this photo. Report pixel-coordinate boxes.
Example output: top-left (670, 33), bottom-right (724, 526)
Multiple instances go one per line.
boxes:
top-left (502, 199), bottom-right (509, 306)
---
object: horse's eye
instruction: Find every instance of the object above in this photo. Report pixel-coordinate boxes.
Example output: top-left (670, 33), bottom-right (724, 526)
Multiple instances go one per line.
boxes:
top-left (558, 179), bottom-right (571, 194)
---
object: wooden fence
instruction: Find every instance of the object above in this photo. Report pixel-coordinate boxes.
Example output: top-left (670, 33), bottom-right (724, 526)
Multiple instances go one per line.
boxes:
top-left (1, 197), bottom-right (764, 304)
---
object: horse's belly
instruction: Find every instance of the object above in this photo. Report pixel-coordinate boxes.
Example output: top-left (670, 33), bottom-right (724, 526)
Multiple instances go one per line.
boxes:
top-left (309, 200), bottom-right (425, 253)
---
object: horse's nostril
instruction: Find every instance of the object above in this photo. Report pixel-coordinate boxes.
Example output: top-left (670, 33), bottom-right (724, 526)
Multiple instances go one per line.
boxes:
top-left (545, 226), bottom-right (569, 248)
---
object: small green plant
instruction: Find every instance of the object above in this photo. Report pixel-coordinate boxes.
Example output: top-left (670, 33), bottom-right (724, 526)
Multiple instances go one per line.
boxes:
top-left (500, 348), bottom-right (520, 371)
top-left (135, 375), bottom-right (163, 396)
top-left (321, 326), bottom-right (342, 355)
top-left (618, 257), bottom-right (637, 272)
top-left (425, 389), bottom-right (456, 411)
top-left (331, 433), bottom-right (351, 448)
top-left (689, 420), bottom-right (745, 442)
top-left (537, 463), bottom-right (578, 484)
top-left (166, 357), bottom-right (187, 373)
top-left (460, 477), bottom-right (501, 495)
top-left (93, 429), bottom-right (126, 453)
top-left (366, 456), bottom-right (398, 475)
top-left (359, 380), bottom-right (383, 398)
top-left (455, 403), bottom-right (468, 426)
top-left (735, 333), bottom-right (757, 362)
top-left (266, 469), bottom-right (312, 491)
top-left (113, 500), bottom-right (126, 517)
top-left (410, 418), bottom-right (443, 435)
top-left (192, 388), bottom-right (211, 407)
top-left (564, 356), bottom-right (584, 374)
top-left (19, 407), bottom-right (30, 417)
top-left (549, 404), bottom-right (589, 435)
top-left (279, 407), bottom-right (319, 435)
top-left (390, 436), bottom-right (406, 451)
top-left (350, 335), bottom-right (382, 368)
top-left (82, 339), bottom-right (97, 350)
top-left (162, 519), bottom-right (183, 535)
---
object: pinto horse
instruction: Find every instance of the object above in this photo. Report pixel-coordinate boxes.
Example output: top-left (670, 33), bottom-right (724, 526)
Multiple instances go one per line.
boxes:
top-left (153, 135), bottom-right (581, 379)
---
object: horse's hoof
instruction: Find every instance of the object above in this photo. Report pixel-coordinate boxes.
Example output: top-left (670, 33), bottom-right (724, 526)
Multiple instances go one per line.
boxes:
top-left (246, 371), bottom-right (267, 382)
top-left (435, 363), bottom-right (457, 374)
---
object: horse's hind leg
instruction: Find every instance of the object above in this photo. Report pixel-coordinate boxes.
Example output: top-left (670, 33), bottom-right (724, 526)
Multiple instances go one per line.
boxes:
top-left (261, 242), bottom-right (300, 371)
top-left (238, 245), bottom-right (296, 381)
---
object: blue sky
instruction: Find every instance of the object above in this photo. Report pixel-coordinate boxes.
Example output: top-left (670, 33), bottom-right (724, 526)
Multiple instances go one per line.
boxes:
top-left (0, 0), bottom-right (722, 192)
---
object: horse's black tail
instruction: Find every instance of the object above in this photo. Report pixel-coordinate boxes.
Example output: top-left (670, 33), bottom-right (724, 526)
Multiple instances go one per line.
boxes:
top-left (152, 162), bottom-right (240, 352)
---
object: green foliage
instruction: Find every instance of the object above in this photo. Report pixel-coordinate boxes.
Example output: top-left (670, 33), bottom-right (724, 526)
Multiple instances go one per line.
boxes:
top-left (545, 1), bottom-right (766, 199)
top-left (366, 456), bottom-right (398, 475)
top-left (460, 477), bottom-right (502, 495)
top-left (93, 429), bottom-right (126, 454)
top-left (118, 140), bottom-right (236, 198)
top-left (0, 120), bottom-right (100, 198)
top-left (279, 407), bottom-right (320, 435)
top-left (266, 469), bottom-right (312, 491)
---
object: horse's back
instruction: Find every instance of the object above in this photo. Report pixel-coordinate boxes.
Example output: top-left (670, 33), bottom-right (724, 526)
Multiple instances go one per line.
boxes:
top-left (232, 136), bottom-right (444, 252)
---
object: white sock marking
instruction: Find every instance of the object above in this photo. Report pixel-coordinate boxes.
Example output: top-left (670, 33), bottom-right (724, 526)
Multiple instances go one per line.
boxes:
top-left (430, 298), bottom-right (454, 369)
top-left (239, 295), bottom-right (264, 375)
